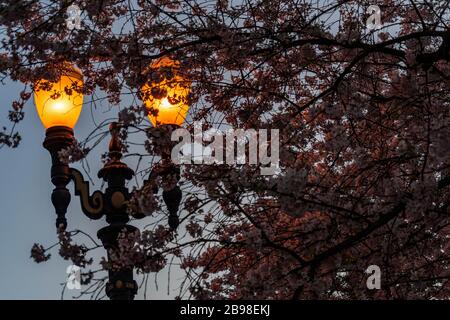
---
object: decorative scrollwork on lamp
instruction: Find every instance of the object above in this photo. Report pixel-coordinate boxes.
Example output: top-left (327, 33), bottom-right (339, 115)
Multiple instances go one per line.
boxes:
top-left (70, 168), bottom-right (104, 219)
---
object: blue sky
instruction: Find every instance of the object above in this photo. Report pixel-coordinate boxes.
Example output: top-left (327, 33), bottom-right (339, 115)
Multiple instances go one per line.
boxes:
top-left (0, 78), bottom-right (183, 300)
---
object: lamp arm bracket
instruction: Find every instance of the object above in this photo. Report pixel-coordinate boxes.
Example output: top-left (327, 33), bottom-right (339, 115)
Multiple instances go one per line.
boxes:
top-left (70, 168), bottom-right (104, 219)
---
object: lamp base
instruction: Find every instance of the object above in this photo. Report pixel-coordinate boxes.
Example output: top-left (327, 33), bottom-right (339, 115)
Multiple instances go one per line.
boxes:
top-left (43, 126), bottom-right (75, 230)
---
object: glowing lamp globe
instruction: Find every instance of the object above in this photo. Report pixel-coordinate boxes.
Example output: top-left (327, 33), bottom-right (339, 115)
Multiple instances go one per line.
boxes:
top-left (141, 57), bottom-right (190, 127)
top-left (34, 63), bottom-right (84, 129)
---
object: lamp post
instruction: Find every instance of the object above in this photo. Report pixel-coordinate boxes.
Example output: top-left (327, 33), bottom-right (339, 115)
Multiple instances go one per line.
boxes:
top-left (34, 59), bottom-right (189, 300)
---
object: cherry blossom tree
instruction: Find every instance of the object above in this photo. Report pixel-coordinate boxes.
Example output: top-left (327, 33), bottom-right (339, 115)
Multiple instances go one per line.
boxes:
top-left (1, 0), bottom-right (450, 299)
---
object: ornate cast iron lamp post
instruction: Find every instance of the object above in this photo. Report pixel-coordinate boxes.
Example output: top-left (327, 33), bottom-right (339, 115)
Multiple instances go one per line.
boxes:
top-left (34, 58), bottom-right (190, 300)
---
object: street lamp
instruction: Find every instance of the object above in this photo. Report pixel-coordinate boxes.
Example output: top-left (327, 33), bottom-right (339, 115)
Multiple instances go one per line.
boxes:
top-left (34, 60), bottom-right (189, 300)
top-left (141, 56), bottom-right (189, 230)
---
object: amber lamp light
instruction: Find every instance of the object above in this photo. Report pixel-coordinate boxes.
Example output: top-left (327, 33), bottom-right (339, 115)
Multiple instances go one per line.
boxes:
top-left (34, 62), bottom-right (84, 129)
top-left (141, 57), bottom-right (190, 127)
